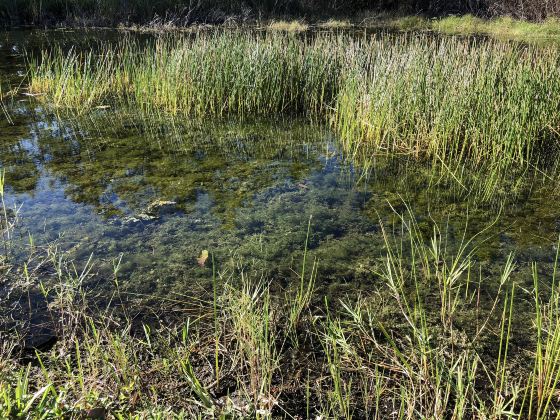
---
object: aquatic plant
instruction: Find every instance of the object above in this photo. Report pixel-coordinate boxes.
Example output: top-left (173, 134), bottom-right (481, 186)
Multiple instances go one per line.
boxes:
top-left (334, 34), bottom-right (560, 173)
top-left (29, 32), bottom-right (342, 117)
top-left (2, 205), bottom-right (560, 417)
top-left (362, 14), bottom-right (560, 41)
top-left (29, 31), bottom-right (560, 174)
top-left (266, 20), bottom-right (309, 32)
top-left (435, 14), bottom-right (560, 40)
top-left (0, 79), bottom-right (12, 124)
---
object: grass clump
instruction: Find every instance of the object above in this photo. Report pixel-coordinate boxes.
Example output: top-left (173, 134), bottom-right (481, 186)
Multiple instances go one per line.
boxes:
top-left (266, 20), bottom-right (309, 32)
top-left (334, 34), bottom-right (560, 172)
top-left (317, 19), bottom-right (352, 29)
top-left (28, 31), bottom-right (560, 175)
top-left (29, 32), bottom-right (343, 118)
top-left (435, 14), bottom-right (560, 40)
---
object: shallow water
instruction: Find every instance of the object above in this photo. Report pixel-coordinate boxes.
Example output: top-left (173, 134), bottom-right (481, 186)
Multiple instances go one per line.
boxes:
top-left (1, 29), bottom-right (560, 302)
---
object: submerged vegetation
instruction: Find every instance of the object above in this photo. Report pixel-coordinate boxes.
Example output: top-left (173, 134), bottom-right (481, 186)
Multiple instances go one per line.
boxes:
top-left (3, 191), bottom-right (560, 417)
top-left (29, 31), bottom-right (560, 175)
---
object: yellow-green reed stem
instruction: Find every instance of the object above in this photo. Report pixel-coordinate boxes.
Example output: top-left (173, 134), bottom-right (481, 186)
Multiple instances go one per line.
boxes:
top-left (28, 32), bottom-right (560, 174)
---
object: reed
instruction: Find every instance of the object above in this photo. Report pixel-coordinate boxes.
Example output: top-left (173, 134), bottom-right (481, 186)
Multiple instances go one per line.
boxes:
top-left (30, 32), bottom-right (342, 117)
top-left (28, 31), bottom-right (560, 174)
top-left (334, 35), bottom-right (560, 172)
top-left (0, 79), bottom-right (13, 124)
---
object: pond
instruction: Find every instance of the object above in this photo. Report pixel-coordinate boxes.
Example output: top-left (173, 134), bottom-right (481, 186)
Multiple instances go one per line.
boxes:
top-left (1, 29), bottom-right (559, 302)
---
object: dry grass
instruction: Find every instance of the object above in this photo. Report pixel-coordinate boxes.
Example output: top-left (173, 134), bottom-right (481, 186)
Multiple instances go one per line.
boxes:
top-left (317, 19), bottom-right (352, 29)
top-left (266, 20), bottom-right (309, 32)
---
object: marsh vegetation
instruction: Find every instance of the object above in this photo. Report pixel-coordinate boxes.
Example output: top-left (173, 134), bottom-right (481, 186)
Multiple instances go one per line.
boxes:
top-left (2, 10), bottom-right (560, 420)
top-left (3, 193), bottom-right (560, 418)
top-left (29, 31), bottom-right (560, 177)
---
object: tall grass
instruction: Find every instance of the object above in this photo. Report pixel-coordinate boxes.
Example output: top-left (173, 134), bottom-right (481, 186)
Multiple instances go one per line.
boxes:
top-left (333, 35), bottom-right (560, 172)
top-left (30, 33), bottom-right (342, 118)
top-left (0, 79), bottom-right (13, 124)
top-left (364, 14), bottom-right (560, 41)
top-left (28, 31), bottom-right (560, 173)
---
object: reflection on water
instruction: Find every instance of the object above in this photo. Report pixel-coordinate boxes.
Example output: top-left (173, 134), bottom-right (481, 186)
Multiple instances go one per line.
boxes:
top-left (1, 29), bottom-right (560, 300)
top-left (1, 108), bottom-right (559, 298)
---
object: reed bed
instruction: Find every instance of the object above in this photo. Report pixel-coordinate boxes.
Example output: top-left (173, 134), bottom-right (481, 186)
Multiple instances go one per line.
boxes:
top-left (28, 31), bottom-right (560, 171)
top-left (334, 36), bottom-right (560, 171)
top-left (29, 33), bottom-right (342, 118)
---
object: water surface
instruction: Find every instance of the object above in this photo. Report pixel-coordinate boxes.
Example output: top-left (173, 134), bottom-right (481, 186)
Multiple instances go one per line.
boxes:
top-left (1, 29), bottom-right (560, 301)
